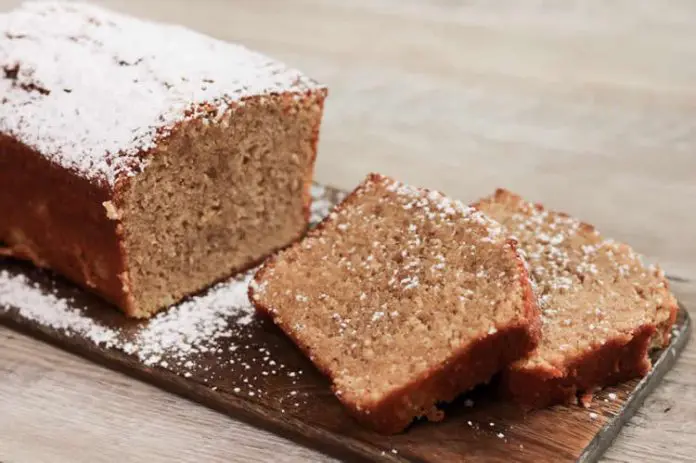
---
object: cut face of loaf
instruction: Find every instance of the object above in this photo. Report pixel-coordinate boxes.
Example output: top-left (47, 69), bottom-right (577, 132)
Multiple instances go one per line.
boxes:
top-left (0, 3), bottom-right (327, 317)
top-left (475, 189), bottom-right (678, 408)
top-left (250, 174), bottom-right (540, 434)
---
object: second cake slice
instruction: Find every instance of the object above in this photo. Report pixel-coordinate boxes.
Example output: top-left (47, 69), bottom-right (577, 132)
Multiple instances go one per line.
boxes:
top-left (475, 189), bottom-right (678, 408)
top-left (249, 173), bottom-right (540, 433)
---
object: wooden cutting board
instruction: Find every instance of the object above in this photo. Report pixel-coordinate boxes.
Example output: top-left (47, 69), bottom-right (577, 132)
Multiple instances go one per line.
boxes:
top-left (0, 185), bottom-right (691, 463)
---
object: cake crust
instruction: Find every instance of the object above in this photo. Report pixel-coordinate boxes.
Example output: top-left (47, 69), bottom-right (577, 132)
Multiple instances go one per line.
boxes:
top-left (251, 174), bottom-right (541, 433)
top-left (475, 188), bottom-right (678, 408)
top-left (501, 324), bottom-right (655, 408)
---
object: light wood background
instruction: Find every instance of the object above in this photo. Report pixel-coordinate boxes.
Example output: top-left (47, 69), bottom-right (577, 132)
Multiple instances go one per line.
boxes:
top-left (1, 1), bottom-right (695, 461)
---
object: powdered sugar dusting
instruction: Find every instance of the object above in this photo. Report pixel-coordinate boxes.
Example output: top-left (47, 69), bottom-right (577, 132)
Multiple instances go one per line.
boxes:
top-left (1, 264), bottom-right (313, 399)
top-left (0, 266), bottom-right (256, 368)
top-left (0, 269), bottom-right (119, 346)
top-left (122, 272), bottom-right (255, 367)
top-left (0, 2), bottom-right (323, 186)
top-left (383, 176), bottom-right (502, 238)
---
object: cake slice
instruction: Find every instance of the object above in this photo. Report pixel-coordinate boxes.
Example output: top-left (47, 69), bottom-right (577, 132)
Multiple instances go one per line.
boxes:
top-left (0, 3), bottom-right (326, 317)
top-left (249, 174), bottom-right (540, 433)
top-left (475, 189), bottom-right (678, 408)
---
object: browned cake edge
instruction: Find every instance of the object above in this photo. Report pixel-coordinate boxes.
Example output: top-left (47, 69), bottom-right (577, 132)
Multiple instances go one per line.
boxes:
top-left (500, 324), bottom-right (656, 409)
top-left (250, 175), bottom-right (542, 434)
top-left (474, 188), bottom-right (679, 409)
top-left (0, 90), bottom-right (326, 318)
top-left (0, 133), bottom-right (129, 309)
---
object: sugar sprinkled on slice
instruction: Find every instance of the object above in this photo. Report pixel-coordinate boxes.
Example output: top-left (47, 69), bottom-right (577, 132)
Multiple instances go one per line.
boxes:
top-left (477, 189), bottom-right (678, 378)
top-left (249, 174), bottom-right (537, 433)
top-left (383, 176), bottom-right (502, 238)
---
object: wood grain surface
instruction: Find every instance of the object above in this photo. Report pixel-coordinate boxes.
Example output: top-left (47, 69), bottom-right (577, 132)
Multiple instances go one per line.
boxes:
top-left (1, 0), bottom-right (696, 462)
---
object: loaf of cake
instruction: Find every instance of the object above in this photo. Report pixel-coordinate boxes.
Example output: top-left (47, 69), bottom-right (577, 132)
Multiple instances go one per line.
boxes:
top-left (249, 174), bottom-right (540, 433)
top-left (0, 3), bottom-right (327, 318)
top-left (475, 189), bottom-right (678, 408)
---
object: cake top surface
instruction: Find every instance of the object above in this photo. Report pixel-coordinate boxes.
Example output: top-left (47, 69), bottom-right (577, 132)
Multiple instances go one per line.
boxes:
top-left (251, 174), bottom-right (532, 405)
top-left (0, 1), bottom-right (324, 187)
top-left (476, 189), bottom-right (677, 370)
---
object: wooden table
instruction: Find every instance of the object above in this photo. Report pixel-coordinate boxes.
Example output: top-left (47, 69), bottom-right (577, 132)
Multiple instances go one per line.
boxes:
top-left (1, 1), bottom-right (695, 461)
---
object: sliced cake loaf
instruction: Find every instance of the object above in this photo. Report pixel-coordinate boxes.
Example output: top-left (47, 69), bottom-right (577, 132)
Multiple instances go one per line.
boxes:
top-left (0, 3), bottom-right (326, 318)
top-left (475, 189), bottom-right (678, 408)
top-left (249, 174), bottom-right (540, 434)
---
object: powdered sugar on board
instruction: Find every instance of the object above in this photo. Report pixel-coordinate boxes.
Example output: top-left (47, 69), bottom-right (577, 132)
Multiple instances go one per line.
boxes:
top-left (120, 272), bottom-right (256, 368)
top-left (0, 270), bottom-right (119, 347)
top-left (0, 2), bottom-right (324, 186)
top-left (0, 267), bottom-right (255, 369)
top-left (0, 262), bottom-right (317, 402)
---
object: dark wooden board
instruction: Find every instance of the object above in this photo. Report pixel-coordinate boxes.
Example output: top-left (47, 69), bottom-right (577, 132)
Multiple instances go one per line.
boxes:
top-left (0, 185), bottom-right (691, 463)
